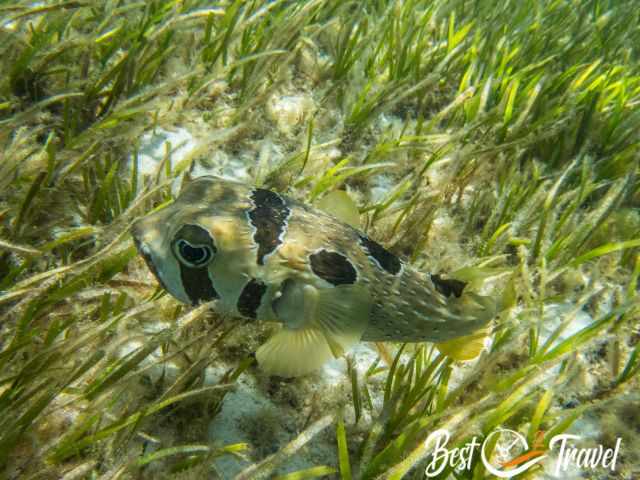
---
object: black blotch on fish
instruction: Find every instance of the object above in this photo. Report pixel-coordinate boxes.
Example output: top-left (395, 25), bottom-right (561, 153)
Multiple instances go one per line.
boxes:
top-left (310, 249), bottom-right (357, 286)
top-left (237, 278), bottom-right (267, 319)
top-left (180, 265), bottom-right (219, 305)
top-left (430, 274), bottom-right (466, 298)
top-left (358, 234), bottom-right (402, 275)
top-left (248, 189), bottom-right (290, 265)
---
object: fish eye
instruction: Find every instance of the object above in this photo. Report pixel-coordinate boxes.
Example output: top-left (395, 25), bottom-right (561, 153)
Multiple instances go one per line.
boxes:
top-left (175, 239), bottom-right (213, 267)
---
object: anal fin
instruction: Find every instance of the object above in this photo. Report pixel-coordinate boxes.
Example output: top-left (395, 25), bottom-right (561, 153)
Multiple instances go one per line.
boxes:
top-left (435, 326), bottom-right (491, 361)
top-left (256, 326), bottom-right (336, 377)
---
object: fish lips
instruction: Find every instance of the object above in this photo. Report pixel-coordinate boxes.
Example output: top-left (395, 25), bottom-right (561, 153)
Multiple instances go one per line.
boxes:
top-left (131, 217), bottom-right (181, 298)
top-left (131, 230), bottom-right (170, 293)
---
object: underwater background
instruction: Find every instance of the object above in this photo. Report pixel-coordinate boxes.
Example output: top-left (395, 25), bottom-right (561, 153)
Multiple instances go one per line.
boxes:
top-left (0, 0), bottom-right (638, 478)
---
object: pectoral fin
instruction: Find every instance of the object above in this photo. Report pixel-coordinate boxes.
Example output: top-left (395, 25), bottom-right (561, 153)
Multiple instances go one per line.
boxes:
top-left (256, 281), bottom-right (372, 376)
top-left (312, 284), bottom-right (371, 357)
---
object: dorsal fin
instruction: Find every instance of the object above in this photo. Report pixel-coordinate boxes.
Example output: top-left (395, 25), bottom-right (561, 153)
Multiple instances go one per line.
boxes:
top-left (315, 190), bottom-right (361, 228)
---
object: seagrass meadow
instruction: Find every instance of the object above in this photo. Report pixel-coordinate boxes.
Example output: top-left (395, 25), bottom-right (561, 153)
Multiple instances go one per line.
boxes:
top-left (0, 0), bottom-right (639, 478)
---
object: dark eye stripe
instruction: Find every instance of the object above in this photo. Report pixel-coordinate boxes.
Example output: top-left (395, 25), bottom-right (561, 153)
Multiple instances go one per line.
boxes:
top-left (430, 274), bottom-right (466, 298)
top-left (237, 278), bottom-right (267, 319)
top-left (247, 189), bottom-right (291, 265)
top-left (358, 234), bottom-right (402, 275)
top-left (179, 264), bottom-right (219, 305)
top-left (309, 249), bottom-right (357, 286)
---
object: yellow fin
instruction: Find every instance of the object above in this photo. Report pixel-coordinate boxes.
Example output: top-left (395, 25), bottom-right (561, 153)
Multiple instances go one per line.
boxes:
top-left (258, 282), bottom-right (372, 376)
top-left (435, 328), bottom-right (489, 361)
top-left (256, 326), bottom-right (335, 377)
top-left (316, 190), bottom-right (361, 228)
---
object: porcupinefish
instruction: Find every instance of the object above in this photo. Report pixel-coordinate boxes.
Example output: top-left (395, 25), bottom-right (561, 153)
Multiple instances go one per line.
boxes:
top-left (131, 176), bottom-right (495, 377)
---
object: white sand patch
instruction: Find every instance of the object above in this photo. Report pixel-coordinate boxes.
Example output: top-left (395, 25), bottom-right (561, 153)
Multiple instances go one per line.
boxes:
top-left (130, 127), bottom-right (197, 195)
top-left (131, 126), bottom-right (259, 195)
top-left (190, 149), bottom-right (253, 184)
top-left (135, 127), bottom-right (194, 176)
top-left (321, 342), bottom-right (380, 387)
top-left (540, 414), bottom-right (603, 479)
top-left (538, 302), bottom-right (594, 346)
top-left (202, 343), bottom-right (386, 477)
top-left (207, 368), bottom-right (340, 478)
top-left (369, 174), bottom-right (395, 204)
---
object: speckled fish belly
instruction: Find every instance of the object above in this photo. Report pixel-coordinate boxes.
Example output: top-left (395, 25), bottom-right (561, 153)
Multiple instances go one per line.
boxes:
top-left (131, 176), bottom-right (495, 376)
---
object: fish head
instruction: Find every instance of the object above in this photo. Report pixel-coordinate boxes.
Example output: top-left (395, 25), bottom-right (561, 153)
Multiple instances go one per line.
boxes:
top-left (131, 201), bottom-right (219, 305)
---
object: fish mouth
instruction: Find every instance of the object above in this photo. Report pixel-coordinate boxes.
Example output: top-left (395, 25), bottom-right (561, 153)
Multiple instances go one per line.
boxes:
top-left (131, 225), bottom-right (170, 293)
